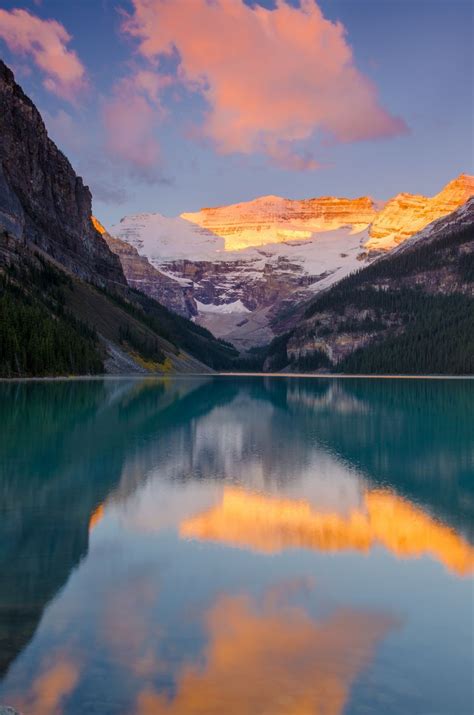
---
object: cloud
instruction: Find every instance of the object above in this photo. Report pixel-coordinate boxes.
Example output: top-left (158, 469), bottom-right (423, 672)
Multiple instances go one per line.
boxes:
top-left (0, 8), bottom-right (86, 101)
top-left (102, 74), bottom-right (170, 183)
top-left (122, 0), bottom-right (408, 170)
top-left (13, 653), bottom-right (80, 715)
top-left (136, 593), bottom-right (396, 715)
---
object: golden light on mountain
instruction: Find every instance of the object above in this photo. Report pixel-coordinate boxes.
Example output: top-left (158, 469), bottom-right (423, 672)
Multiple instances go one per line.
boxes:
top-left (91, 215), bottom-right (106, 234)
top-left (367, 174), bottom-right (474, 249)
top-left (180, 175), bottom-right (474, 252)
top-left (180, 487), bottom-right (474, 576)
top-left (181, 195), bottom-right (377, 251)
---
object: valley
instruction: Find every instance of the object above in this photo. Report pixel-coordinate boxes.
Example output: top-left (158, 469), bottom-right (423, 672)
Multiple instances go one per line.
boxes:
top-left (107, 175), bottom-right (474, 349)
top-left (0, 57), bottom-right (472, 378)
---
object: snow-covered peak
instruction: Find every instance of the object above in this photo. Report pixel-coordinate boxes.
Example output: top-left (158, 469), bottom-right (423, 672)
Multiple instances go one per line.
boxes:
top-left (111, 212), bottom-right (225, 264)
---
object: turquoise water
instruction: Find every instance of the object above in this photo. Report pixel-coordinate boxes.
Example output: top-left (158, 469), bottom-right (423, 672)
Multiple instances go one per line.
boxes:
top-left (0, 376), bottom-right (472, 714)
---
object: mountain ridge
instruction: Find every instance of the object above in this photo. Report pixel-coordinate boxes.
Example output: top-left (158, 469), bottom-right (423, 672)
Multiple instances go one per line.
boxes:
top-left (108, 173), bottom-right (474, 350)
top-left (263, 198), bottom-right (474, 375)
top-left (0, 59), bottom-right (125, 287)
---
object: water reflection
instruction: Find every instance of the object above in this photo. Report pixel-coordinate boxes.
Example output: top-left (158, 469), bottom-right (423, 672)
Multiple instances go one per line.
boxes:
top-left (181, 486), bottom-right (474, 576)
top-left (135, 591), bottom-right (396, 715)
top-left (0, 376), bottom-right (472, 713)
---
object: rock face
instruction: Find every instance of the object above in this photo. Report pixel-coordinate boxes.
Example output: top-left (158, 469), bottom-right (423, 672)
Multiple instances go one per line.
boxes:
top-left (367, 174), bottom-right (474, 249)
top-left (0, 60), bottom-right (125, 286)
top-left (92, 217), bottom-right (196, 316)
top-left (182, 195), bottom-right (377, 250)
top-left (109, 175), bottom-right (474, 349)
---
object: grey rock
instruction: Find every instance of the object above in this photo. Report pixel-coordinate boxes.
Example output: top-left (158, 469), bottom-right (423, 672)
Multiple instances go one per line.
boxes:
top-left (0, 60), bottom-right (125, 287)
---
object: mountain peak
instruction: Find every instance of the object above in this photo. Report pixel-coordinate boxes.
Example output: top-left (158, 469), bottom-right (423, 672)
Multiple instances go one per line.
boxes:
top-left (436, 173), bottom-right (474, 199)
top-left (367, 174), bottom-right (474, 249)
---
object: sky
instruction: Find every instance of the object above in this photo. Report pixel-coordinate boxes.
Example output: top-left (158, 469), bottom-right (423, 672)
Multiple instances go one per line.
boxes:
top-left (0, 0), bottom-right (472, 227)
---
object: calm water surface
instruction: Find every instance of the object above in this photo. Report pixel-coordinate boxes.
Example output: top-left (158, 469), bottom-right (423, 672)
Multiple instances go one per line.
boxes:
top-left (0, 376), bottom-right (473, 714)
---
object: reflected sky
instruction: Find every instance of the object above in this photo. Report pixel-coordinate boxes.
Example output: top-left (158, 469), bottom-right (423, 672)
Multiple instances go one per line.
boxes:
top-left (0, 376), bottom-right (472, 714)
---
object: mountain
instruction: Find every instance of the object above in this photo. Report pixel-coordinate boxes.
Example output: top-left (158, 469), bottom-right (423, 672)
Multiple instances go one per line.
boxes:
top-left (367, 174), bottom-right (474, 250)
top-left (0, 60), bottom-right (124, 286)
top-left (109, 175), bottom-right (474, 350)
top-left (0, 60), bottom-right (237, 377)
top-left (263, 198), bottom-right (474, 375)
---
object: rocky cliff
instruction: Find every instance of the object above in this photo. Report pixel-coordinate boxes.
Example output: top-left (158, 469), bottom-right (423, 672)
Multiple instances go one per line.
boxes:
top-left (182, 195), bottom-right (377, 250)
top-left (92, 216), bottom-right (197, 316)
top-left (0, 60), bottom-right (125, 286)
top-left (367, 174), bottom-right (474, 249)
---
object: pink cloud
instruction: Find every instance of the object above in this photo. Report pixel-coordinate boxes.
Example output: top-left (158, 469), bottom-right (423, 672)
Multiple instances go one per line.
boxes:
top-left (121, 0), bottom-right (408, 170)
top-left (0, 8), bottom-right (86, 101)
top-left (102, 76), bottom-right (163, 182)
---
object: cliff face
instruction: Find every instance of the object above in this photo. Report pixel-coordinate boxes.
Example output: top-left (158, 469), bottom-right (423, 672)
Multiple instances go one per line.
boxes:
top-left (182, 195), bottom-right (377, 250)
top-left (0, 60), bottom-right (125, 285)
top-left (367, 175), bottom-right (474, 249)
top-left (91, 217), bottom-right (197, 316)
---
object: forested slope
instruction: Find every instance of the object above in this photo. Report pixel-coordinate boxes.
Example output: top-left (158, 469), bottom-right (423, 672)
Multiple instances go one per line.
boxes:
top-left (263, 200), bottom-right (474, 375)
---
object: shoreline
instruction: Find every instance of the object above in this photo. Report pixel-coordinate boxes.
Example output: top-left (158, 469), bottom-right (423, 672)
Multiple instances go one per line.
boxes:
top-left (0, 372), bottom-right (473, 383)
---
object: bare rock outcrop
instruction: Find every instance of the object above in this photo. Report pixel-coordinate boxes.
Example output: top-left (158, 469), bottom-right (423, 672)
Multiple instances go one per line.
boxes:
top-left (0, 60), bottom-right (125, 286)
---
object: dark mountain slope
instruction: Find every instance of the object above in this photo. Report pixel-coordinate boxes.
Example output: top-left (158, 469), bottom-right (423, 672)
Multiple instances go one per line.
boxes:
top-left (264, 199), bottom-right (474, 375)
top-left (0, 59), bottom-right (124, 285)
top-left (0, 233), bottom-right (239, 376)
top-left (0, 59), bottom-right (238, 376)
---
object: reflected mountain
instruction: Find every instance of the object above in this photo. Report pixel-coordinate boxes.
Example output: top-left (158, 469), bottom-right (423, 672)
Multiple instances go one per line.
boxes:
top-left (274, 378), bottom-right (474, 537)
top-left (0, 375), bottom-right (472, 683)
top-left (181, 486), bottom-right (474, 575)
top-left (0, 377), bottom-right (230, 678)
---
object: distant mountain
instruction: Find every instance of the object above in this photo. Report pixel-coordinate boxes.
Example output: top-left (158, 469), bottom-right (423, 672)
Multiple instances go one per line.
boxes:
top-left (263, 199), bottom-right (474, 375)
top-left (109, 175), bottom-right (474, 350)
top-left (0, 60), bottom-right (237, 377)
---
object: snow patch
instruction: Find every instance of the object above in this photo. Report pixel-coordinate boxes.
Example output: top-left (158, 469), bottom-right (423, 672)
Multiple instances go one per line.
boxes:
top-left (195, 299), bottom-right (251, 314)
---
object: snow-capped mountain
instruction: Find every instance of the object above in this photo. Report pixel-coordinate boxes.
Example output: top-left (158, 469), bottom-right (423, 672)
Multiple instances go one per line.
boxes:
top-left (107, 174), bottom-right (474, 350)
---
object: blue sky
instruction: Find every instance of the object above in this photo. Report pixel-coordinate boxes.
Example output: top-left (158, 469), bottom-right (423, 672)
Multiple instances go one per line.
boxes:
top-left (0, 0), bottom-right (472, 227)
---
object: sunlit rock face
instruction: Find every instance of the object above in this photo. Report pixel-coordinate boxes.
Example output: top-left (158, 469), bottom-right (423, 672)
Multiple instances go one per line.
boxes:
top-left (108, 175), bottom-right (473, 348)
top-left (182, 195), bottom-right (377, 251)
top-left (367, 174), bottom-right (474, 249)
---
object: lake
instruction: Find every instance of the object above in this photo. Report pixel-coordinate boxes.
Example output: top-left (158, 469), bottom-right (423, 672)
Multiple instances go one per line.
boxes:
top-left (0, 376), bottom-right (472, 714)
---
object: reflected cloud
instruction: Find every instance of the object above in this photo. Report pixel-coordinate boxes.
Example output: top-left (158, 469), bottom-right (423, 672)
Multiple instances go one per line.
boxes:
top-left (101, 571), bottom-right (162, 679)
top-left (181, 487), bottom-right (474, 576)
top-left (13, 654), bottom-right (79, 715)
top-left (136, 593), bottom-right (395, 715)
